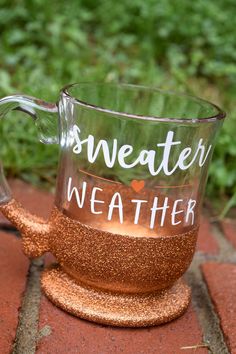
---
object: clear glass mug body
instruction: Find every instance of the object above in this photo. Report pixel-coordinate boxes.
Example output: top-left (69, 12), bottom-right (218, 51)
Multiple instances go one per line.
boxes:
top-left (45, 83), bottom-right (223, 293)
top-left (0, 83), bottom-right (225, 295)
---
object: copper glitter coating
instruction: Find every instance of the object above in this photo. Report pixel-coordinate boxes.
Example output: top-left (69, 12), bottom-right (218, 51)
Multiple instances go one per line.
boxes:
top-left (42, 264), bottom-right (191, 327)
top-left (49, 207), bottom-right (198, 294)
top-left (0, 199), bottom-right (198, 327)
top-left (0, 199), bottom-right (50, 257)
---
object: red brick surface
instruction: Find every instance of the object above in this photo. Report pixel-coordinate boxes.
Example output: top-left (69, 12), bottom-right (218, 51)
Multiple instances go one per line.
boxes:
top-left (202, 263), bottom-right (236, 353)
top-left (0, 180), bottom-right (234, 353)
top-left (196, 216), bottom-right (219, 254)
top-left (221, 219), bottom-right (236, 249)
top-left (0, 231), bottom-right (29, 353)
top-left (37, 295), bottom-right (207, 354)
top-left (0, 179), bottom-right (54, 226)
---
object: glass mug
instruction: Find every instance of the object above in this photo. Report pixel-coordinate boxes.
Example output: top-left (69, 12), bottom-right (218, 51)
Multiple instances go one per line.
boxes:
top-left (0, 84), bottom-right (225, 327)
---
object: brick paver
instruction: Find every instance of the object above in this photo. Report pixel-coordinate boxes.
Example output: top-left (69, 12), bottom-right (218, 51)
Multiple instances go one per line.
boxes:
top-left (0, 179), bottom-right (234, 353)
top-left (202, 262), bottom-right (236, 353)
top-left (196, 216), bottom-right (219, 254)
top-left (221, 219), bottom-right (236, 249)
top-left (0, 231), bottom-right (29, 353)
top-left (0, 179), bottom-right (53, 226)
top-left (37, 295), bottom-right (207, 354)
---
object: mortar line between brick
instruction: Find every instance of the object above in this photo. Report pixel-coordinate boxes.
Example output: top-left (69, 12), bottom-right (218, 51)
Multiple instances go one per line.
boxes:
top-left (12, 257), bottom-right (43, 354)
top-left (186, 256), bottom-right (230, 354)
top-left (214, 221), bottom-right (236, 262)
top-left (185, 219), bottom-right (236, 354)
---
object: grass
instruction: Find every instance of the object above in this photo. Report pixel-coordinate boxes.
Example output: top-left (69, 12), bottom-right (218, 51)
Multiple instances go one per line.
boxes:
top-left (0, 0), bottom-right (235, 214)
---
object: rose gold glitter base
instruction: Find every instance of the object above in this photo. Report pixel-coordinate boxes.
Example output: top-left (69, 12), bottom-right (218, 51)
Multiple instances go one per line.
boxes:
top-left (41, 264), bottom-right (191, 327)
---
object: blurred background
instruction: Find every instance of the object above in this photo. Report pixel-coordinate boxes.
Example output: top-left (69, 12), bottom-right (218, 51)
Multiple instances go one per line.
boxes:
top-left (0, 0), bottom-right (235, 217)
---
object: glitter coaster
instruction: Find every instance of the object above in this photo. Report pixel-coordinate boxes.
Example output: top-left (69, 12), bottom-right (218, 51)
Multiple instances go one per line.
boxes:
top-left (41, 264), bottom-right (191, 327)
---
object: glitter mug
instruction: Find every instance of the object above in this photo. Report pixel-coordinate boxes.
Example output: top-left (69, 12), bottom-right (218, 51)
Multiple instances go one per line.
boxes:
top-left (0, 84), bottom-right (225, 327)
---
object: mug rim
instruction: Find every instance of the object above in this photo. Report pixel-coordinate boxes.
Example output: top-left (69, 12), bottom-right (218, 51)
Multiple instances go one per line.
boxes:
top-left (62, 82), bottom-right (226, 124)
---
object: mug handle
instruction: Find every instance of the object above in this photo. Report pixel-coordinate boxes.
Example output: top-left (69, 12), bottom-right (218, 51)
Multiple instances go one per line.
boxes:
top-left (0, 94), bottom-right (58, 257)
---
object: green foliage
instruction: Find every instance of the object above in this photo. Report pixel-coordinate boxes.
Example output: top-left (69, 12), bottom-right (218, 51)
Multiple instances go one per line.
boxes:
top-left (0, 0), bottom-right (235, 210)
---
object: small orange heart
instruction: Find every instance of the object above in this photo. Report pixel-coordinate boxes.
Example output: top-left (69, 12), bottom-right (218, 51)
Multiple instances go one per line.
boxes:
top-left (131, 180), bottom-right (145, 193)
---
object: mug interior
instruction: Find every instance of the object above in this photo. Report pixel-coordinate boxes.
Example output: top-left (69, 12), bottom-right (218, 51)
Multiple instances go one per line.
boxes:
top-left (62, 83), bottom-right (225, 123)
